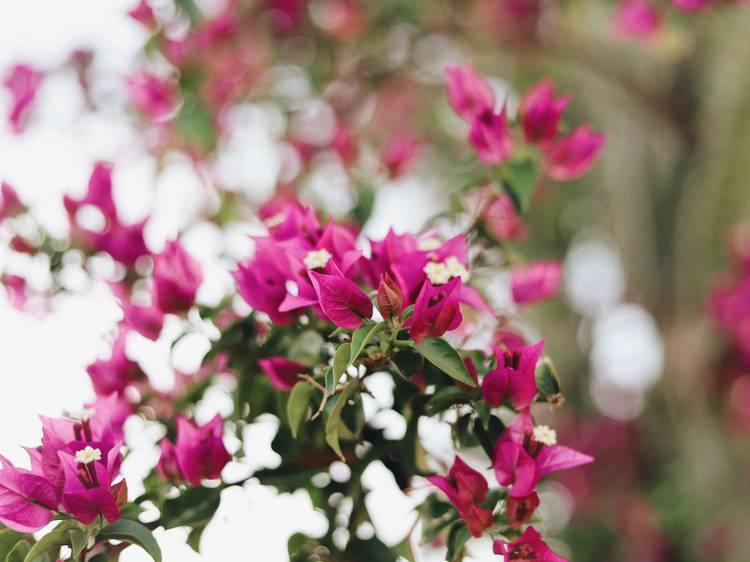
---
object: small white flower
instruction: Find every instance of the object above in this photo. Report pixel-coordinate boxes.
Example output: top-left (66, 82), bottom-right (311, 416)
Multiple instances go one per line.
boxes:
top-left (424, 261), bottom-right (452, 285)
top-left (264, 213), bottom-right (286, 228)
top-left (532, 425), bottom-right (557, 446)
top-left (418, 238), bottom-right (442, 251)
top-left (75, 446), bottom-right (102, 465)
top-left (69, 408), bottom-right (96, 422)
top-left (304, 248), bottom-right (333, 270)
top-left (445, 256), bottom-right (470, 282)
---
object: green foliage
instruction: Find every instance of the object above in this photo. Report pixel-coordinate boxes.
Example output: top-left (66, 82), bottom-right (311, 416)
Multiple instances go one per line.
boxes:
top-left (96, 520), bottom-right (162, 562)
top-left (414, 338), bottom-right (476, 387)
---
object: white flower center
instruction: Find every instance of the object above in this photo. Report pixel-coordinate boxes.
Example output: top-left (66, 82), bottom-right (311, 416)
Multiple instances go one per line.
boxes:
top-left (424, 257), bottom-right (470, 285)
top-left (304, 248), bottom-right (333, 270)
top-left (533, 425), bottom-right (557, 446)
top-left (418, 238), bottom-right (442, 251)
top-left (264, 213), bottom-right (286, 228)
top-left (69, 408), bottom-right (96, 422)
top-left (75, 446), bottom-right (102, 464)
top-left (445, 256), bottom-right (470, 282)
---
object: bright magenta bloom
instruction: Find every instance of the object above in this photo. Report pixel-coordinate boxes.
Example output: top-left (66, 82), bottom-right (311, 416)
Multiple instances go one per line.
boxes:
top-left (127, 73), bottom-right (176, 123)
top-left (0, 456), bottom-right (57, 532)
top-left (493, 410), bottom-right (593, 497)
top-left (309, 269), bottom-right (373, 329)
top-left (58, 447), bottom-right (124, 525)
top-left (87, 331), bottom-right (146, 397)
top-left (493, 526), bottom-right (567, 561)
top-left (511, 261), bottom-right (562, 305)
top-left (614, 0), bottom-right (662, 39)
top-left (519, 79), bottom-right (570, 145)
top-left (481, 341), bottom-right (543, 409)
top-left (3, 64), bottom-right (43, 134)
top-left (153, 240), bottom-right (203, 314)
top-left (544, 125), bottom-right (605, 182)
top-left (409, 277), bottom-right (463, 343)
top-left (426, 456), bottom-right (494, 538)
top-left (444, 64), bottom-right (495, 121)
top-left (469, 108), bottom-right (514, 165)
top-left (157, 415), bottom-right (231, 486)
top-left (258, 357), bottom-right (308, 391)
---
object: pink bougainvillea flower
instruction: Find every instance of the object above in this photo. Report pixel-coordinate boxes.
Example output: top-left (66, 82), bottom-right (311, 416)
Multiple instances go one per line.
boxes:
top-left (115, 291), bottom-right (164, 341)
top-left (381, 135), bottom-right (421, 178)
top-left (482, 341), bottom-right (543, 409)
top-left (152, 240), bottom-right (203, 314)
top-left (127, 0), bottom-right (157, 28)
top-left (444, 64), bottom-right (495, 121)
top-left (157, 415), bottom-right (231, 486)
top-left (493, 525), bottom-right (567, 561)
top-left (505, 492), bottom-right (540, 529)
top-left (511, 261), bottom-right (562, 305)
top-left (86, 331), bottom-right (146, 397)
top-left (614, 0), bottom-right (662, 39)
top-left (469, 108), bottom-right (514, 165)
top-left (258, 357), bottom-right (308, 391)
top-left (0, 456), bottom-right (57, 532)
top-left (493, 410), bottom-right (593, 497)
top-left (126, 73), bottom-right (176, 123)
top-left (519, 79), bottom-right (570, 145)
top-left (0, 182), bottom-right (25, 220)
top-left (309, 269), bottom-right (373, 329)
top-left (544, 125), bottom-right (605, 182)
top-left (1, 275), bottom-right (29, 311)
top-left (426, 456), bottom-right (494, 538)
top-left (483, 193), bottom-right (525, 241)
top-left (64, 162), bottom-right (118, 223)
top-left (3, 64), bottom-right (43, 134)
top-left (58, 446), bottom-right (124, 525)
top-left (409, 277), bottom-right (463, 343)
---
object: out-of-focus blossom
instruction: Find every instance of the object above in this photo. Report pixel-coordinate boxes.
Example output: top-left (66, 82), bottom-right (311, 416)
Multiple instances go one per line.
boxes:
top-left (309, 269), bottom-right (373, 329)
top-left (111, 285), bottom-right (164, 341)
top-left (127, 73), bottom-right (176, 123)
top-left (614, 0), bottom-right (662, 39)
top-left (483, 193), bottom-right (526, 241)
top-left (157, 415), bottom-right (230, 486)
top-left (127, 0), bottom-right (157, 28)
top-left (519, 79), bottom-right (569, 145)
top-left (445, 64), bottom-right (495, 121)
top-left (409, 278), bottom-right (463, 343)
top-left (493, 526), bottom-right (567, 561)
top-left (3, 64), bottom-right (43, 134)
top-left (426, 456), bottom-right (494, 537)
top-left (511, 261), bottom-right (562, 305)
top-left (0, 182), bottom-right (25, 220)
top-left (469, 109), bottom-right (514, 165)
top-left (152, 240), bottom-right (203, 314)
top-left (544, 125), bottom-right (605, 182)
top-left (493, 410), bottom-right (593, 497)
top-left (672, 0), bottom-right (713, 10)
top-left (482, 341), bottom-right (543, 408)
top-left (1, 274), bottom-right (29, 311)
top-left (87, 331), bottom-right (146, 397)
top-left (258, 357), bottom-right (308, 391)
top-left (381, 135), bottom-right (421, 178)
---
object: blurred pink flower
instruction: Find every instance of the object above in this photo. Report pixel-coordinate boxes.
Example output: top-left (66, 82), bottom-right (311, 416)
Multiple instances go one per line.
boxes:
top-left (614, 0), bottom-right (662, 39)
top-left (127, 73), bottom-right (176, 123)
top-left (483, 193), bottom-right (526, 241)
top-left (493, 525), bottom-right (567, 561)
top-left (259, 357), bottom-right (308, 391)
top-left (511, 261), bottom-right (562, 305)
top-left (544, 125), bottom-right (605, 182)
top-left (3, 64), bottom-right (43, 134)
top-left (381, 135), bottom-right (421, 178)
top-left (0, 182), bottom-right (25, 220)
top-left (481, 341), bottom-right (543, 409)
top-left (445, 64), bottom-right (495, 121)
top-left (519, 79), bottom-right (570, 145)
top-left (86, 331), bottom-right (146, 397)
top-left (469, 109), bottom-right (514, 165)
top-left (152, 240), bottom-right (203, 314)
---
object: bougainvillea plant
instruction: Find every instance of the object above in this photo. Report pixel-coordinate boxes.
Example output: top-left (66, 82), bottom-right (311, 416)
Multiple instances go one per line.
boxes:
top-left (17, 0), bottom-right (749, 559)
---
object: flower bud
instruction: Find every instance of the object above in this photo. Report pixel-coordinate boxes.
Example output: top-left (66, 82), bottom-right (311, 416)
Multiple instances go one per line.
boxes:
top-left (377, 273), bottom-right (404, 321)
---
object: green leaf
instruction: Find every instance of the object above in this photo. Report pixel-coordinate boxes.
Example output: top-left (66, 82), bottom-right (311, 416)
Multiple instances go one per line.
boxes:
top-left (346, 537), bottom-right (397, 562)
top-left (6, 540), bottom-right (30, 562)
top-left (287, 381), bottom-right (316, 438)
top-left (414, 338), bottom-right (476, 387)
top-left (535, 356), bottom-right (562, 400)
top-left (68, 529), bottom-right (87, 559)
top-left (0, 529), bottom-right (27, 560)
top-left (186, 526), bottom-right (205, 553)
top-left (349, 322), bottom-right (387, 367)
top-left (401, 304), bottom-right (415, 323)
top-left (288, 330), bottom-right (326, 365)
top-left (474, 415), bottom-right (505, 458)
top-left (446, 522), bottom-right (472, 562)
top-left (24, 524), bottom-right (71, 562)
top-left (96, 520), bottom-right (162, 562)
top-left (161, 486), bottom-right (221, 529)
top-left (323, 366), bottom-right (336, 395)
top-left (174, 93), bottom-right (215, 153)
top-left (425, 386), bottom-right (472, 415)
top-left (502, 157), bottom-right (539, 215)
top-left (324, 380), bottom-right (359, 461)
top-left (333, 342), bottom-right (352, 380)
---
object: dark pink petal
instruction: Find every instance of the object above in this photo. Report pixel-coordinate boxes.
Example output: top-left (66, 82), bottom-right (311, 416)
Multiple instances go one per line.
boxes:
top-left (492, 441), bottom-right (538, 497)
top-left (511, 261), bottom-right (562, 305)
top-left (519, 79), bottom-right (570, 144)
top-left (444, 64), bottom-right (495, 121)
top-left (259, 357), bottom-right (307, 391)
top-left (468, 108), bottom-right (514, 165)
top-left (0, 456), bottom-right (56, 532)
top-left (153, 240), bottom-right (203, 314)
top-left (482, 368), bottom-right (509, 407)
top-left (535, 444), bottom-right (594, 478)
top-left (545, 125), bottom-right (605, 182)
top-left (309, 270), bottom-right (373, 329)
